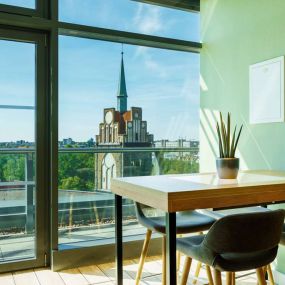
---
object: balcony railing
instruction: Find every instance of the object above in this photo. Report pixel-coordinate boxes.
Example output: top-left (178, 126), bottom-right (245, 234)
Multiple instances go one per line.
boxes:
top-left (0, 146), bottom-right (199, 258)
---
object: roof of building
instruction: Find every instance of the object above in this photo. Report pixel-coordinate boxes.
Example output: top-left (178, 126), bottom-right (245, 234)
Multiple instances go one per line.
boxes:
top-left (117, 52), bottom-right (128, 99)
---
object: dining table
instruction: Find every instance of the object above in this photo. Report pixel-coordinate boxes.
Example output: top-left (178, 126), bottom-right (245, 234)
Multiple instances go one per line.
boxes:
top-left (110, 170), bottom-right (285, 285)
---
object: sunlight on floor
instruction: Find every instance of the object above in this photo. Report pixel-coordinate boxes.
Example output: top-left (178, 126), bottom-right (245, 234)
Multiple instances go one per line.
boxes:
top-left (0, 255), bottom-right (261, 285)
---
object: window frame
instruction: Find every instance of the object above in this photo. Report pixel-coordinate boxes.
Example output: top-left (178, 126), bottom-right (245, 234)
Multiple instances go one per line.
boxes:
top-left (132, 0), bottom-right (200, 12)
top-left (0, 26), bottom-right (49, 273)
top-left (0, 0), bottom-right (46, 17)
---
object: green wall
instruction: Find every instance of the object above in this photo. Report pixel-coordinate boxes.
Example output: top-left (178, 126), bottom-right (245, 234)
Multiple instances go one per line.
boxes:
top-left (200, 0), bottom-right (285, 274)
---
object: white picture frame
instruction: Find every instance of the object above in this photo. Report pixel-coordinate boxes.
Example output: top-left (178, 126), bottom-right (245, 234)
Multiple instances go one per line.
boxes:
top-left (249, 56), bottom-right (284, 124)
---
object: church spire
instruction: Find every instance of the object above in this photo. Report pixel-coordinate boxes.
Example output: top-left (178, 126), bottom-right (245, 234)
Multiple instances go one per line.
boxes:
top-left (117, 51), bottom-right (128, 113)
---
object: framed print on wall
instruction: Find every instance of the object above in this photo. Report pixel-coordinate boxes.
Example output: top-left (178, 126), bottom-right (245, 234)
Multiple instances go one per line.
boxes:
top-left (249, 56), bottom-right (284, 124)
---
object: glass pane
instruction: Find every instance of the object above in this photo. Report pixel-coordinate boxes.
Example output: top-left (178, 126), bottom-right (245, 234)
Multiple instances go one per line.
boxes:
top-left (58, 36), bottom-right (199, 248)
top-left (0, 40), bottom-right (36, 262)
top-left (59, 0), bottom-right (200, 42)
top-left (0, 0), bottom-right (35, 9)
top-left (0, 41), bottom-right (35, 106)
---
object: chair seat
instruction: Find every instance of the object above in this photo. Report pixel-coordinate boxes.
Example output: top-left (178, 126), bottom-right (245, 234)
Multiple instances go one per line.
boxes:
top-left (202, 206), bottom-right (270, 220)
top-left (177, 235), bottom-right (278, 272)
top-left (281, 224), bottom-right (285, 246)
top-left (137, 211), bottom-right (216, 235)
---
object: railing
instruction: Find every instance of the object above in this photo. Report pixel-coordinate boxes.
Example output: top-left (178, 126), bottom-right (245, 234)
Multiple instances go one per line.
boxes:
top-left (0, 146), bottom-right (199, 245)
top-left (0, 146), bottom-right (199, 154)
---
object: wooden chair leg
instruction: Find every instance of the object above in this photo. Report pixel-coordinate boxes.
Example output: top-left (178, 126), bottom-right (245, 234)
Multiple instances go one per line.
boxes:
top-left (206, 265), bottom-right (214, 285)
top-left (177, 234), bottom-right (182, 273)
top-left (193, 262), bottom-right (202, 284)
top-left (135, 229), bottom-right (152, 285)
top-left (231, 272), bottom-right (235, 285)
top-left (192, 231), bottom-right (204, 285)
top-left (226, 272), bottom-right (232, 285)
top-left (180, 257), bottom-right (192, 285)
top-left (256, 267), bottom-right (267, 285)
top-left (162, 235), bottom-right (166, 285)
top-left (176, 234), bottom-right (183, 283)
top-left (267, 264), bottom-right (275, 285)
top-left (214, 269), bottom-right (222, 285)
top-left (177, 251), bottom-right (181, 271)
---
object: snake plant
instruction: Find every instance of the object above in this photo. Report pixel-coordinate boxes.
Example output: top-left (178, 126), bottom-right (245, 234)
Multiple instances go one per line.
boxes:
top-left (216, 112), bottom-right (243, 158)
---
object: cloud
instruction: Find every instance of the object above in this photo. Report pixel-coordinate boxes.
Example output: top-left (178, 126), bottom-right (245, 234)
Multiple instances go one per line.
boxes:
top-left (133, 4), bottom-right (163, 35)
top-left (133, 46), bottom-right (168, 78)
top-left (144, 57), bottom-right (168, 77)
top-left (134, 46), bottom-right (148, 58)
top-left (178, 77), bottom-right (200, 107)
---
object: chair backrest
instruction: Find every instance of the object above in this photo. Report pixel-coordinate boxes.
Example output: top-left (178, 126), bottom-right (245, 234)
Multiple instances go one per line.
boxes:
top-left (203, 209), bottom-right (285, 254)
top-left (280, 224), bottom-right (285, 246)
top-left (135, 202), bottom-right (151, 219)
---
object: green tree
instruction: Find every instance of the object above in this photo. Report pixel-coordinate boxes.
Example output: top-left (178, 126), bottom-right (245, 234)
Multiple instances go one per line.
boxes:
top-left (58, 153), bottom-right (94, 191)
top-left (159, 157), bottom-right (199, 175)
top-left (1, 155), bottom-right (25, 181)
top-left (0, 155), bottom-right (8, 181)
top-left (61, 176), bottom-right (83, 190)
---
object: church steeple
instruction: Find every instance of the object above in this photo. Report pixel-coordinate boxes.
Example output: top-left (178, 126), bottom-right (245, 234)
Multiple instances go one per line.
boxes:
top-left (117, 52), bottom-right (128, 113)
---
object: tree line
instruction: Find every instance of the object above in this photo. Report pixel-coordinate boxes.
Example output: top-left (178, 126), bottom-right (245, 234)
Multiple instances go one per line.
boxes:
top-left (0, 153), bottom-right (199, 190)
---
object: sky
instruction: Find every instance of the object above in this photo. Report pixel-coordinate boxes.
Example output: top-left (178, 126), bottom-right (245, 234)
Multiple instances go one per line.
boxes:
top-left (0, 0), bottom-right (200, 142)
top-left (0, 0), bottom-right (34, 8)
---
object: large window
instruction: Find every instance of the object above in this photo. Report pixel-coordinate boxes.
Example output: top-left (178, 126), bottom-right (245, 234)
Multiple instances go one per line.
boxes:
top-left (58, 36), bottom-right (199, 247)
top-left (0, 0), bottom-right (200, 270)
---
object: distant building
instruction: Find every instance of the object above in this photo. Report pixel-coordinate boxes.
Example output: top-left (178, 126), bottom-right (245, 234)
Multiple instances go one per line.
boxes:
top-left (154, 139), bottom-right (199, 160)
top-left (96, 107), bottom-right (153, 146)
top-left (62, 138), bottom-right (74, 146)
top-left (16, 140), bottom-right (26, 145)
top-left (154, 139), bottom-right (199, 149)
top-left (95, 53), bottom-right (154, 190)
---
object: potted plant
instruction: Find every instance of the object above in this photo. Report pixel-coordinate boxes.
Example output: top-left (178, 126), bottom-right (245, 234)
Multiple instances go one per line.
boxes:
top-left (216, 112), bottom-right (243, 179)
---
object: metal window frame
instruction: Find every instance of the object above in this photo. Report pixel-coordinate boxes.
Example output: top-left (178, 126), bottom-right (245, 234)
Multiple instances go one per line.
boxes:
top-left (0, 27), bottom-right (49, 273)
top-left (0, 0), bottom-right (47, 17)
top-left (131, 0), bottom-right (200, 12)
top-left (59, 22), bottom-right (201, 53)
top-left (0, 0), bottom-right (201, 272)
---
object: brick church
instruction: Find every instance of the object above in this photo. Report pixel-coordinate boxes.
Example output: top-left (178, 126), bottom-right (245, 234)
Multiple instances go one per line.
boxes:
top-left (95, 53), bottom-right (154, 190)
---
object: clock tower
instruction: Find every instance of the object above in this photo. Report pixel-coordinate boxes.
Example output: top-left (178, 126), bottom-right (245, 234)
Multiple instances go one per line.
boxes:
top-left (95, 52), bottom-right (154, 190)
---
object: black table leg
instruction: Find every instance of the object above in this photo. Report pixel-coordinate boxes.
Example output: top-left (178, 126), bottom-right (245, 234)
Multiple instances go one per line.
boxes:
top-left (115, 194), bottom-right (123, 285)
top-left (166, 212), bottom-right (177, 285)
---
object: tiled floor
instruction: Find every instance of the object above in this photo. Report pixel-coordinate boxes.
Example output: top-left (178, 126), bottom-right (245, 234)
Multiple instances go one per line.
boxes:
top-left (0, 255), bottom-right (261, 285)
